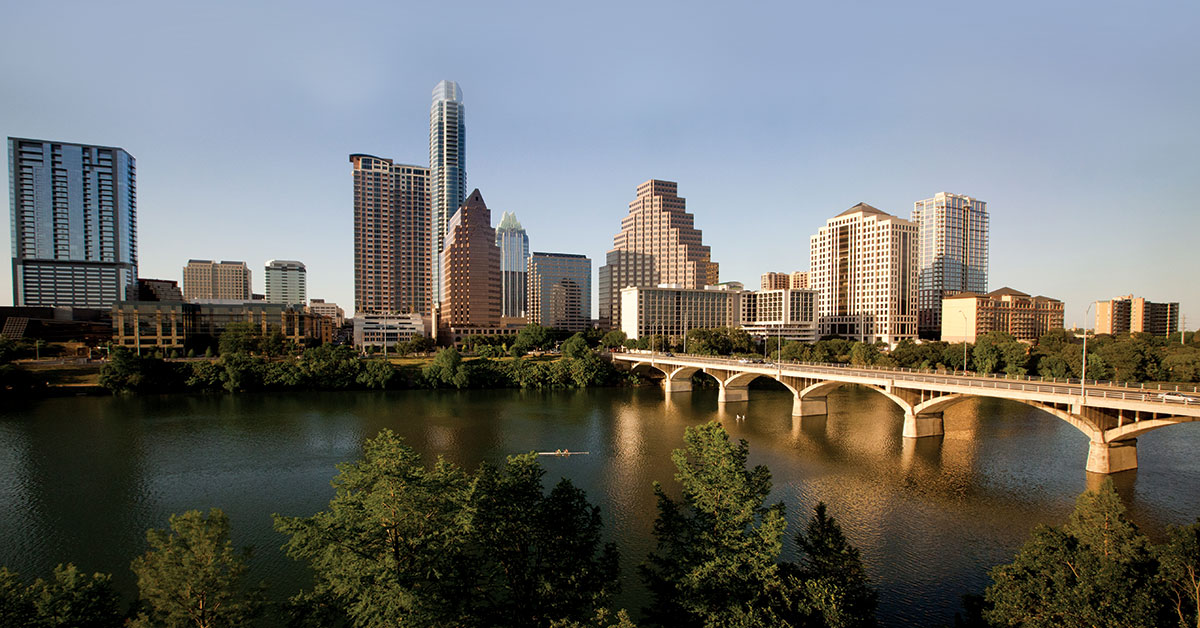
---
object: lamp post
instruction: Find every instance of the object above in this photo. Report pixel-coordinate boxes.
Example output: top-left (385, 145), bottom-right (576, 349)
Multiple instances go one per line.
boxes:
top-left (958, 310), bottom-right (969, 375)
top-left (1079, 302), bottom-right (1095, 399)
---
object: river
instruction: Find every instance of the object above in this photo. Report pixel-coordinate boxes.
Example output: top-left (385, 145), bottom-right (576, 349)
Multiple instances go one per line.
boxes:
top-left (1, 385), bottom-right (1198, 626)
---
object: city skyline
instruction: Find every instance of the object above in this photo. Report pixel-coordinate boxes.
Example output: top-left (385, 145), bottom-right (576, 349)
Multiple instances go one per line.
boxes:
top-left (2, 2), bottom-right (1198, 325)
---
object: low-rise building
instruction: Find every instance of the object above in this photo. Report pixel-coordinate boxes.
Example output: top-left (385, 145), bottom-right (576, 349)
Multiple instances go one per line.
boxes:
top-left (353, 313), bottom-right (428, 350)
top-left (941, 287), bottom-right (1064, 343)
top-left (308, 299), bottom-right (345, 327)
top-left (1095, 295), bottom-right (1179, 336)
top-left (111, 301), bottom-right (323, 352)
top-left (620, 284), bottom-right (743, 343)
top-left (741, 289), bottom-right (819, 343)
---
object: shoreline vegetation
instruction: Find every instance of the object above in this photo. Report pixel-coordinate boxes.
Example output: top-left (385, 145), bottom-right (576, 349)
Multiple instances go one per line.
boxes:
top-left (2, 422), bottom-right (1197, 627)
top-left (1, 325), bottom-right (1198, 397)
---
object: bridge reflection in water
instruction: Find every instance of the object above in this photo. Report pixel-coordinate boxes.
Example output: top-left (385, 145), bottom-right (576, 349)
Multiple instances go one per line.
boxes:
top-left (613, 353), bottom-right (1200, 474)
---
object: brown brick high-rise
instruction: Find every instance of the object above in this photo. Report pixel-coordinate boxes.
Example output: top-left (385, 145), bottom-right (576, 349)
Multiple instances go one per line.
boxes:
top-left (598, 180), bottom-right (718, 328)
top-left (350, 154), bottom-right (431, 315)
top-left (439, 189), bottom-right (501, 329)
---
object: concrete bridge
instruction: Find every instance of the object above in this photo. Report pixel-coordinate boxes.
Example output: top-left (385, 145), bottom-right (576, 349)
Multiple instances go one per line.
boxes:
top-left (611, 352), bottom-right (1200, 474)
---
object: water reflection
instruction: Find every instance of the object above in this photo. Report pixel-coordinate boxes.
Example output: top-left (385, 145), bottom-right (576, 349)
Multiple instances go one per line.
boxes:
top-left (0, 386), bottom-right (1197, 626)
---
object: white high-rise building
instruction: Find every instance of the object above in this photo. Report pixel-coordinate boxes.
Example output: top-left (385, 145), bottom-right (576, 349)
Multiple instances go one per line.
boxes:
top-left (912, 193), bottom-right (988, 338)
top-left (429, 80), bottom-right (466, 308)
top-left (264, 259), bottom-right (307, 305)
top-left (809, 203), bottom-right (918, 345)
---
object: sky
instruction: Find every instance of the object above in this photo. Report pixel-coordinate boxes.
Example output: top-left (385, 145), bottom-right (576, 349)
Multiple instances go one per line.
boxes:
top-left (2, 0), bottom-right (1198, 328)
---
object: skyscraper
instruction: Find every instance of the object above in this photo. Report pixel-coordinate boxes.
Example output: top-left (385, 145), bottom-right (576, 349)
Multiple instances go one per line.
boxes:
top-left (264, 260), bottom-right (307, 305)
top-left (912, 192), bottom-right (988, 339)
top-left (350, 154), bottom-right (431, 315)
top-left (598, 180), bottom-right (718, 328)
top-left (528, 252), bottom-right (591, 332)
top-left (439, 190), bottom-right (500, 330)
top-left (495, 211), bottom-right (529, 319)
top-left (429, 80), bottom-right (466, 308)
top-left (182, 260), bottom-right (252, 301)
top-left (809, 203), bottom-right (918, 345)
top-left (9, 137), bottom-right (137, 308)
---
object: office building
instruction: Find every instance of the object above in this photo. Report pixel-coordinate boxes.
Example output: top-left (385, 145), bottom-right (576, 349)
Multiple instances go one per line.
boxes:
top-left (528, 252), bottom-right (591, 332)
top-left (789, 271), bottom-right (809, 290)
top-left (430, 80), bottom-right (466, 307)
top-left (620, 285), bottom-right (743, 342)
top-left (265, 260), bottom-right (307, 305)
top-left (439, 189), bottom-right (500, 330)
top-left (760, 272), bottom-right (790, 290)
top-left (809, 203), bottom-right (918, 345)
top-left (9, 137), bottom-right (138, 308)
top-left (350, 154), bottom-right (431, 315)
top-left (133, 278), bottom-right (184, 302)
top-left (912, 193), bottom-right (989, 339)
top-left (353, 313), bottom-right (427, 350)
top-left (308, 299), bottom-right (345, 327)
top-left (496, 211), bottom-right (529, 319)
top-left (941, 287), bottom-right (1064, 343)
top-left (111, 300), bottom-right (324, 351)
top-left (599, 179), bottom-right (719, 328)
top-left (741, 288), bottom-right (819, 343)
top-left (182, 260), bottom-right (251, 301)
top-left (1095, 295), bottom-right (1180, 336)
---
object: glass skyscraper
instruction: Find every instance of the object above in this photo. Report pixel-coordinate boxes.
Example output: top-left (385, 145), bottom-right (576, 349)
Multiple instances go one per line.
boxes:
top-left (8, 137), bottom-right (137, 308)
top-left (495, 211), bottom-right (529, 318)
top-left (911, 192), bottom-right (989, 338)
top-left (528, 252), bottom-right (591, 332)
top-left (429, 80), bottom-right (466, 308)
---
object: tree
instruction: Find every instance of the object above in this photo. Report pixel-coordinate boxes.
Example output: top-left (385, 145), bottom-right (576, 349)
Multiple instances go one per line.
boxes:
top-left (422, 346), bottom-right (464, 388)
top-left (130, 509), bottom-right (261, 628)
top-left (600, 331), bottom-right (627, 350)
top-left (218, 322), bottom-right (263, 356)
top-left (277, 430), bottom-right (619, 627)
top-left (984, 479), bottom-right (1168, 628)
top-left (515, 324), bottom-right (553, 351)
top-left (640, 422), bottom-right (792, 627)
top-left (785, 503), bottom-right (877, 627)
top-left (0, 564), bottom-right (124, 628)
top-left (562, 333), bottom-right (591, 359)
top-left (849, 342), bottom-right (880, 367)
top-left (356, 358), bottom-right (395, 389)
top-left (1158, 520), bottom-right (1200, 628)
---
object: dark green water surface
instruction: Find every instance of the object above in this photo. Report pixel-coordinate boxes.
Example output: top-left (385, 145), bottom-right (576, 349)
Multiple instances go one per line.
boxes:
top-left (2, 386), bottom-right (1198, 625)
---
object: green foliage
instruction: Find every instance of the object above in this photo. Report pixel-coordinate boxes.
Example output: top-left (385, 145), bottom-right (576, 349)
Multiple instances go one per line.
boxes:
top-left (984, 479), bottom-right (1168, 628)
top-left (218, 322), bottom-right (263, 356)
top-left (787, 503), bottom-right (877, 627)
top-left (1158, 520), bottom-right (1200, 628)
top-left (99, 347), bottom-right (186, 393)
top-left (600, 330), bottom-right (627, 349)
top-left (0, 564), bottom-right (124, 628)
top-left (641, 422), bottom-right (792, 627)
top-left (683, 327), bottom-right (755, 356)
top-left (276, 429), bottom-right (619, 628)
top-left (515, 324), bottom-right (554, 351)
top-left (562, 333), bottom-right (591, 359)
top-left (130, 508), bottom-right (261, 628)
top-left (297, 345), bottom-right (362, 389)
top-left (356, 358), bottom-right (395, 389)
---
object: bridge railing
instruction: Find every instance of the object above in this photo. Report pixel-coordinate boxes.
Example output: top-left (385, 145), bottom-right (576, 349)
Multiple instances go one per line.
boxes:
top-left (616, 352), bottom-right (1200, 408)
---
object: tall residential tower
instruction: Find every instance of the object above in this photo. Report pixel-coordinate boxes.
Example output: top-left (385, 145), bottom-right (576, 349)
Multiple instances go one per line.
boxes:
top-left (350, 154), bottom-right (431, 315)
top-left (911, 192), bottom-right (988, 339)
top-left (495, 211), bottom-right (529, 319)
top-left (430, 80), bottom-right (466, 308)
top-left (598, 180), bottom-right (718, 328)
top-left (809, 203), bottom-right (918, 345)
top-left (9, 137), bottom-right (137, 308)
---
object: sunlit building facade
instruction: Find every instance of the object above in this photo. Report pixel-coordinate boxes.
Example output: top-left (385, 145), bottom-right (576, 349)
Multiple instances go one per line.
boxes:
top-left (439, 189), bottom-right (501, 330)
top-left (809, 203), bottom-right (918, 345)
top-left (598, 180), bottom-right (719, 329)
top-left (182, 260), bottom-right (251, 302)
top-left (350, 154), bottom-right (431, 315)
top-left (527, 252), bottom-right (591, 332)
top-left (430, 80), bottom-right (466, 307)
top-left (1095, 295), bottom-right (1179, 336)
top-left (941, 287), bottom-right (1063, 343)
top-left (495, 211), bottom-right (529, 319)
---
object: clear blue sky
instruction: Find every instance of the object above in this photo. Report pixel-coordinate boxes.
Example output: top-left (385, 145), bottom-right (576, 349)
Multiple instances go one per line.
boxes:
top-left (3, 1), bottom-right (1197, 327)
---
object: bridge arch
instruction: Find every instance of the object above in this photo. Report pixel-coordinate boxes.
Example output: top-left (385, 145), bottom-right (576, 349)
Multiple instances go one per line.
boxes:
top-left (914, 394), bottom-right (1100, 440)
top-left (1104, 416), bottom-right (1200, 441)
top-left (724, 371), bottom-right (799, 397)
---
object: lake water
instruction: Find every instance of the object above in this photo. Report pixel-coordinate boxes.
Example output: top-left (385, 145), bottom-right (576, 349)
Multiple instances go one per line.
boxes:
top-left (2, 385), bottom-right (1198, 625)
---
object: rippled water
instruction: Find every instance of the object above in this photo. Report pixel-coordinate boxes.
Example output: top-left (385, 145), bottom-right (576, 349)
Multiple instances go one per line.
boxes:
top-left (1, 386), bottom-right (1198, 626)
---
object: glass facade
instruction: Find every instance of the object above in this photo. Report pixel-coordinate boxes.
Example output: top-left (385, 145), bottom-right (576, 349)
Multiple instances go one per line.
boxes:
top-left (912, 193), bottom-right (989, 338)
top-left (9, 137), bottom-right (137, 308)
top-left (528, 252), bottom-right (591, 331)
top-left (430, 80), bottom-right (466, 307)
top-left (495, 211), bottom-right (529, 318)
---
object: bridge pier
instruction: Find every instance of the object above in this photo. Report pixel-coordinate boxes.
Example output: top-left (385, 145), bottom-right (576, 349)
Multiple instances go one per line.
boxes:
top-left (1086, 439), bottom-right (1138, 474)
top-left (903, 411), bottom-right (945, 438)
top-left (664, 378), bottom-right (692, 394)
top-left (793, 396), bottom-right (827, 417)
top-left (718, 385), bottom-right (749, 404)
